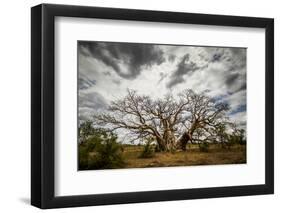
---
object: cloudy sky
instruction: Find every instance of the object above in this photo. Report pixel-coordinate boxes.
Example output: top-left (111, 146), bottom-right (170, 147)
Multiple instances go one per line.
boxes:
top-left (78, 41), bottom-right (246, 131)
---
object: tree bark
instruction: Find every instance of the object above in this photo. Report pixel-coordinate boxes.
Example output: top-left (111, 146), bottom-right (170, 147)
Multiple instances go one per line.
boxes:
top-left (155, 132), bottom-right (177, 152)
top-left (177, 132), bottom-right (192, 151)
top-left (164, 130), bottom-right (177, 151)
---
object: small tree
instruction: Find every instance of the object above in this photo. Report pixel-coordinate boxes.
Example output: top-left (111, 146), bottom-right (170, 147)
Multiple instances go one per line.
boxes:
top-left (139, 137), bottom-right (155, 158)
top-left (199, 142), bottom-right (209, 152)
top-left (89, 134), bottom-right (125, 169)
top-left (228, 124), bottom-right (246, 145)
top-left (79, 120), bottom-right (93, 144)
top-left (78, 122), bottom-right (125, 170)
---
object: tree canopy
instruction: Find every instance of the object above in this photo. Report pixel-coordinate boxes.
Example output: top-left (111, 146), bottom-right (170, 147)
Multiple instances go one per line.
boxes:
top-left (92, 89), bottom-right (242, 152)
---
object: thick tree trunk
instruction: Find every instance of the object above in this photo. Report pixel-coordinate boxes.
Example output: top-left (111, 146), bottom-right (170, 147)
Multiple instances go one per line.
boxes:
top-left (155, 132), bottom-right (177, 152)
top-left (163, 128), bottom-right (176, 150)
top-left (156, 137), bottom-right (166, 151)
top-left (177, 120), bottom-right (198, 151)
top-left (177, 131), bottom-right (192, 151)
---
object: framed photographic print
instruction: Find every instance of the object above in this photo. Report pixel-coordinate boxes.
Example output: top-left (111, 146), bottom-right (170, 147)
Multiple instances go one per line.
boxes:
top-left (31, 4), bottom-right (274, 209)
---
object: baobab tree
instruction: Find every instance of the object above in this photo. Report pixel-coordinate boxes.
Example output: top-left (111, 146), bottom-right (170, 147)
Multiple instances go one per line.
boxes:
top-left (176, 89), bottom-right (229, 150)
top-left (93, 89), bottom-right (230, 152)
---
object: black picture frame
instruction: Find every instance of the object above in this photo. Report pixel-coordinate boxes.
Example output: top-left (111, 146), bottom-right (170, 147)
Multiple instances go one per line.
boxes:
top-left (31, 3), bottom-right (274, 209)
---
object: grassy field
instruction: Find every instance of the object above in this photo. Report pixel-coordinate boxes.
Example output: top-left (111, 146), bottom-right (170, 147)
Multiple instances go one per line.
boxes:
top-left (79, 144), bottom-right (246, 170)
top-left (121, 144), bottom-right (246, 168)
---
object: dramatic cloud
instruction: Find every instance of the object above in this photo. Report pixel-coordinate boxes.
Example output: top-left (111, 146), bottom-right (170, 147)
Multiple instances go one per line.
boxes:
top-left (78, 91), bottom-right (108, 121)
top-left (167, 53), bottom-right (201, 88)
top-left (78, 42), bottom-right (246, 131)
top-left (166, 47), bottom-right (246, 90)
top-left (79, 41), bottom-right (165, 79)
top-left (78, 73), bottom-right (96, 90)
top-left (79, 91), bottom-right (107, 109)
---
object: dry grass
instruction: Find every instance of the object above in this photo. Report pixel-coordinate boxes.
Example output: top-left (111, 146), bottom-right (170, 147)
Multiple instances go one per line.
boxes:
top-left (122, 144), bottom-right (246, 168)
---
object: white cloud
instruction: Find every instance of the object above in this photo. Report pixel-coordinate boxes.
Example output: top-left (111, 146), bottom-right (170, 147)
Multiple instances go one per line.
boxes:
top-left (78, 42), bottom-right (247, 132)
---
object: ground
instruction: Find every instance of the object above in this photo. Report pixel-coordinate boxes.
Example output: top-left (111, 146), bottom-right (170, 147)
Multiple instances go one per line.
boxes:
top-left (122, 144), bottom-right (246, 168)
top-left (79, 144), bottom-right (246, 170)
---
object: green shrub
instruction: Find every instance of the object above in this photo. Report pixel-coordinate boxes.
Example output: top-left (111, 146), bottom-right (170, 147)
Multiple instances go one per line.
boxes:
top-left (228, 127), bottom-right (246, 145)
top-left (221, 142), bottom-right (232, 150)
top-left (78, 144), bottom-right (90, 170)
top-left (239, 139), bottom-right (246, 145)
top-left (199, 142), bottom-right (209, 152)
top-left (88, 137), bottom-right (125, 169)
top-left (139, 142), bottom-right (155, 158)
top-left (78, 123), bottom-right (125, 170)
